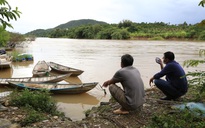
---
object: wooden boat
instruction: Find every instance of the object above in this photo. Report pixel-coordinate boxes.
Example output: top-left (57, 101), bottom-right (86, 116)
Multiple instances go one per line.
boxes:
top-left (7, 81), bottom-right (98, 94)
top-left (0, 58), bottom-right (12, 69)
top-left (32, 60), bottom-right (50, 77)
top-left (0, 73), bottom-right (71, 85)
top-left (0, 54), bottom-right (13, 61)
top-left (47, 61), bottom-right (84, 76)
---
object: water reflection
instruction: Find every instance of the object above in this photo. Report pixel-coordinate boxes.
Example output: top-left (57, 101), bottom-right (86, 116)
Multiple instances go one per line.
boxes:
top-left (0, 68), bottom-right (13, 78)
top-left (52, 91), bottom-right (99, 121)
top-left (52, 93), bottom-right (99, 105)
top-left (12, 61), bottom-right (34, 68)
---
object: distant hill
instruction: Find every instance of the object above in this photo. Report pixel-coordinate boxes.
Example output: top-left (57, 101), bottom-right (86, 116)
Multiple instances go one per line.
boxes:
top-left (54, 19), bottom-right (107, 29)
top-left (25, 19), bottom-right (108, 36)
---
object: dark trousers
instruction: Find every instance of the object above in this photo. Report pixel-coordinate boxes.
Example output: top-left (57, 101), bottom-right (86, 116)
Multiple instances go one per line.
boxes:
top-left (154, 79), bottom-right (184, 99)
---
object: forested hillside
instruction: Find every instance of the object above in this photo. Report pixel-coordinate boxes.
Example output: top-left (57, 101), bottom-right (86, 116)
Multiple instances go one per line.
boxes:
top-left (25, 19), bottom-right (107, 37)
top-left (54, 19), bottom-right (107, 29)
top-left (25, 19), bottom-right (205, 41)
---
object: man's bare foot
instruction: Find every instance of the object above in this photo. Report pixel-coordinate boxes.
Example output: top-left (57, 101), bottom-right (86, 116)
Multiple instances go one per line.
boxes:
top-left (113, 108), bottom-right (129, 114)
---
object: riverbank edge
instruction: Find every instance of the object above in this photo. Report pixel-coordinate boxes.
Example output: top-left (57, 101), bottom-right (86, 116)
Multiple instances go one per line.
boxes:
top-left (0, 87), bottom-right (188, 128)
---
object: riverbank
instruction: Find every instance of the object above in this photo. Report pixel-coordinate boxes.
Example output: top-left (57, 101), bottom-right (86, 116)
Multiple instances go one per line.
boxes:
top-left (0, 87), bottom-right (192, 128)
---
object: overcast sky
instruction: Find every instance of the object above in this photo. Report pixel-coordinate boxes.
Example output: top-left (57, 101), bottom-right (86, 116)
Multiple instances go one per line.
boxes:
top-left (5, 0), bottom-right (205, 34)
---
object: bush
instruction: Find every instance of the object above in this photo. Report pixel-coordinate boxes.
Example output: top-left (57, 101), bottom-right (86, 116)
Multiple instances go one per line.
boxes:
top-left (21, 106), bottom-right (46, 126)
top-left (198, 30), bottom-right (205, 40)
top-left (149, 36), bottom-right (164, 40)
top-left (183, 50), bottom-right (205, 101)
top-left (10, 89), bottom-right (58, 114)
top-left (9, 89), bottom-right (64, 126)
top-left (148, 108), bottom-right (205, 128)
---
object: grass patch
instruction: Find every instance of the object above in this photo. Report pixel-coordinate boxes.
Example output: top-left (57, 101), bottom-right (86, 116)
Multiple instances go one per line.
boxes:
top-left (147, 108), bottom-right (205, 128)
top-left (9, 89), bottom-right (64, 126)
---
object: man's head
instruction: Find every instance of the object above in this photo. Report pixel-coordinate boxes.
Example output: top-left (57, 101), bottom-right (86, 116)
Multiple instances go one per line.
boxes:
top-left (163, 51), bottom-right (175, 64)
top-left (121, 54), bottom-right (134, 67)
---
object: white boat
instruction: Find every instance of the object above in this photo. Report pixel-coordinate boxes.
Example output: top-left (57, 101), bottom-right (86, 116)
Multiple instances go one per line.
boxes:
top-left (0, 58), bottom-right (11, 69)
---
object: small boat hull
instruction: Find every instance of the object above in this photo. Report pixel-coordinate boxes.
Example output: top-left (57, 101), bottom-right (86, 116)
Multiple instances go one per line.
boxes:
top-left (0, 73), bottom-right (71, 85)
top-left (47, 62), bottom-right (84, 76)
top-left (7, 82), bottom-right (98, 94)
top-left (0, 58), bottom-right (12, 69)
top-left (32, 60), bottom-right (50, 77)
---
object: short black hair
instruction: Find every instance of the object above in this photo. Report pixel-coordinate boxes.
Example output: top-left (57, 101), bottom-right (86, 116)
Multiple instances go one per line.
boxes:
top-left (121, 54), bottom-right (134, 66)
top-left (164, 51), bottom-right (175, 61)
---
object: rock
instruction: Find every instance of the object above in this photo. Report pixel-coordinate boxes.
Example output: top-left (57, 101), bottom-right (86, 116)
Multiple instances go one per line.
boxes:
top-left (53, 116), bottom-right (58, 119)
top-left (9, 123), bottom-right (21, 128)
top-left (4, 100), bottom-right (9, 106)
top-left (11, 107), bottom-right (19, 110)
top-left (0, 104), bottom-right (8, 112)
top-left (0, 118), bottom-right (12, 128)
top-left (42, 120), bottom-right (49, 123)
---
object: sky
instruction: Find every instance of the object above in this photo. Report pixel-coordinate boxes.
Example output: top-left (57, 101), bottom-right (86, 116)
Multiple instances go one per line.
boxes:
top-left (5, 0), bottom-right (205, 34)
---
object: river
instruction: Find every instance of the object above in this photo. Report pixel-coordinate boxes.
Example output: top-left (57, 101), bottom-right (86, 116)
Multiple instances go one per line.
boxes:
top-left (0, 38), bottom-right (205, 121)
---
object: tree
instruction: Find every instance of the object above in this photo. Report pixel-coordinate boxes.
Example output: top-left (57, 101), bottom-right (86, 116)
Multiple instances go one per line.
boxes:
top-left (0, 0), bottom-right (21, 29)
top-left (0, 26), bottom-right (9, 47)
top-left (199, 0), bottom-right (205, 7)
top-left (118, 20), bottom-right (133, 28)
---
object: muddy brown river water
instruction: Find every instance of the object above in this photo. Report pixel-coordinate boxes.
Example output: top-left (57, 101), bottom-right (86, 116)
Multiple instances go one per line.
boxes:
top-left (0, 38), bottom-right (205, 121)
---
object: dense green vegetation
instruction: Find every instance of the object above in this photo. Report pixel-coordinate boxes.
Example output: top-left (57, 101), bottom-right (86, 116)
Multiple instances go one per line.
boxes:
top-left (25, 19), bottom-right (205, 41)
top-left (0, 27), bottom-right (26, 48)
top-left (9, 89), bottom-right (63, 126)
top-left (1, 0), bottom-right (205, 48)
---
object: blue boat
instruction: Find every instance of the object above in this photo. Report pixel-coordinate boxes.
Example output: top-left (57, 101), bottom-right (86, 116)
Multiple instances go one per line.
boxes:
top-left (15, 53), bottom-right (34, 61)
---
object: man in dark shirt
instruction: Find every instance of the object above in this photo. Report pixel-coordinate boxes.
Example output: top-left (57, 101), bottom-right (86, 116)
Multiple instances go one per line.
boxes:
top-left (149, 51), bottom-right (188, 100)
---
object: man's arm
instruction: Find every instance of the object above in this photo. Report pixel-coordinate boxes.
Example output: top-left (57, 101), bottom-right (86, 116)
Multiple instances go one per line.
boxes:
top-left (159, 63), bottom-right (164, 70)
top-left (149, 77), bottom-right (154, 87)
top-left (103, 79), bottom-right (116, 87)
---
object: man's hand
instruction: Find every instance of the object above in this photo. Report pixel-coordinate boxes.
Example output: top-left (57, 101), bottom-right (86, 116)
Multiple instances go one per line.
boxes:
top-left (149, 77), bottom-right (154, 87)
top-left (155, 57), bottom-right (164, 70)
top-left (155, 57), bottom-right (163, 64)
top-left (102, 80), bottom-right (110, 88)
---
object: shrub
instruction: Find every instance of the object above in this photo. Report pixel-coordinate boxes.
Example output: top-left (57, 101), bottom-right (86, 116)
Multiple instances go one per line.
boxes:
top-left (148, 108), bottom-right (205, 128)
top-left (198, 30), bottom-right (205, 40)
top-left (9, 89), bottom-right (64, 126)
top-left (21, 105), bottom-right (46, 126)
top-left (149, 36), bottom-right (164, 40)
top-left (10, 89), bottom-right (58, 114)
top-left (183, 49), bottom-right (205, 101)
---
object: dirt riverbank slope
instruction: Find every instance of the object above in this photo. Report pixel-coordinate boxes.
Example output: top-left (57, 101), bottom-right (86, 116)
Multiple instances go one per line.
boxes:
top-left (0, 87), bottom-right (187, 128)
